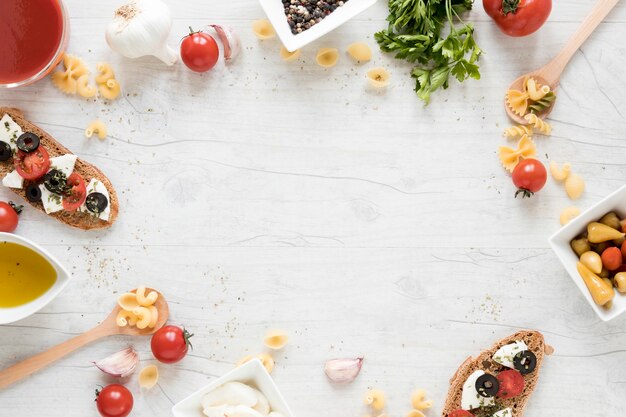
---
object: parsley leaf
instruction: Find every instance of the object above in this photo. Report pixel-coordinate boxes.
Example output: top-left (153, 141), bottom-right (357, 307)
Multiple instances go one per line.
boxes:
top-left (375, 0), bottom-right (483, 104)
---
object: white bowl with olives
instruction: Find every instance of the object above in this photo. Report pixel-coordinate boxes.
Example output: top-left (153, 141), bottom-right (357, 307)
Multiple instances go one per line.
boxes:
top-left (549, 185), bottom-right (626, 321)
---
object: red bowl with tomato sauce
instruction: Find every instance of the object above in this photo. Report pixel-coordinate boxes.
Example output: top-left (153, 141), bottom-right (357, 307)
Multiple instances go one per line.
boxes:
top-left (0, 0), bottom-right (69, 88)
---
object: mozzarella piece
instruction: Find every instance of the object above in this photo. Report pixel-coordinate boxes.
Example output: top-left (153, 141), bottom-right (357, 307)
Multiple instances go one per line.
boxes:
top-left (39, 184), bottom-right (64, 214)
top-left (0, 114), bottom-right (23, 151)
top-left (80, 178), bottom-right (111, 221)
top-left (492, 341), bottom-right (528, 369)
top-left (493, 408), bottom-right (513, 417)
top-left (461, 370), bottom-right (495, 410)
top-left (49, 154), bottom-right (77, 177)
top-left (2, 170), bottom-right (24, 189)
top-left (201, 382), bottom-right (258, 409)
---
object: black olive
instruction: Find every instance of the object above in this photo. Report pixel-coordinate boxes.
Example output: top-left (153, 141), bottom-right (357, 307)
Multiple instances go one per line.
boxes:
top-left (513, 350), bottom-right (537, 375)
top-left (16, 132), bottom-right (40, 153)
top-left (475, 373), bottom-right (499, 397)
top-left (0, 142), bottom-right (11, 161)
top-left (85, 192), bottom-right (108, 214)
top-left (25, 183), bottom-right (42, 202)
top-left (43, 169), bottom-right (68, 195)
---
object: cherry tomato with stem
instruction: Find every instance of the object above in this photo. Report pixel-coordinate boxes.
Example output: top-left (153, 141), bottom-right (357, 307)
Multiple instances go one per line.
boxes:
top-left (95, 384), bottom-right (133, 417)
top-left (483, 0), bottom-right (552, 37)
top-left (0, 201), bottom-right (21, 233)
top-left (180, 27), bottom-right (219, 72)
top-left (151, 325), bottom-right (193, 364)
top-left (512, 158), bottom-right (547, 198)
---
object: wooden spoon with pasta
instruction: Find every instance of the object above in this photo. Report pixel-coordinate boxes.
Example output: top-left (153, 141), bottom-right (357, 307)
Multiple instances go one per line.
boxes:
top-left (0, 288), bottom-right (169, 389)
top-left (505, 0), bottom-right (619, 124)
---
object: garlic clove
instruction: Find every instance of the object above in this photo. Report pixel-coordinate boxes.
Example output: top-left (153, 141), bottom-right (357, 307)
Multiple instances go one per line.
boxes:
top-left (263, 329), bottom-right (288, 350)
top-left (324, 357), bottom-right (363, 383)
top-left (138, 364), bottom-right (159, 389)
top-left (208, 25), bottom-right (241, 62)
top-left (201, 381), bottom-right (258, 408)
top-left (93, 347), bottom-right (138, 378)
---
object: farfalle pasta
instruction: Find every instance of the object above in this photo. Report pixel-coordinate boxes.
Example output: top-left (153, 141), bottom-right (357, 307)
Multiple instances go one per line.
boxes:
top-left (524, 113), bottom-right (551, 134)
top-left (505, 89), bottom-right (529, 117)
top-left (51, 54), bottom-right (89, 94)
top-left (498, 135), bottom-right (536, 172)
top-left (506, 77), bottom-right (554, 117)
top-left (316, 48), bottom-right (340, 68)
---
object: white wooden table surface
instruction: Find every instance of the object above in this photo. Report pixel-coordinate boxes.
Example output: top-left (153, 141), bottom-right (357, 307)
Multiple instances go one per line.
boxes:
top-left (1, 0), bottom-right (626, 416)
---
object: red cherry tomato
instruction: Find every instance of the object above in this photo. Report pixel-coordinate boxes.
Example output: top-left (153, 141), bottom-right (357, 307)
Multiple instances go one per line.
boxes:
top-left (483, 0), bottom-right (552, 37)
top-left (449, 410), bottom-right (474, 417)
top-left (180, 28), bottom-right (219, 72)
top-left (512, 159), bottom-right (547, 198)
top-left (601, 247), bottom-right (622, 271)
top-left (151, 325), bottom-right (193, 364)
top-left (620, 241), bottom-right (626, 260)
top-left (62, 172), bottom-right (87, 211)
top-left (95, 384), bottom-right (133, 417)
top-left (496, 369), bottom-right (525, 399)
top-left (0, 201), bottom-right (21, 233)
top-left (14, 147), bottom-right (50, 180)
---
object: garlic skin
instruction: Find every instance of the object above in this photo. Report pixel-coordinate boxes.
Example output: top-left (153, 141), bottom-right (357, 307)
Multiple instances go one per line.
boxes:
top-left (105, 0), bottom-right (178, 65)
top-left (208, 25), bottom-right (241, 62)
top-left (93, 347), bottom-right (138, 378)
top-left (324, 357), bottom-right (363, 383)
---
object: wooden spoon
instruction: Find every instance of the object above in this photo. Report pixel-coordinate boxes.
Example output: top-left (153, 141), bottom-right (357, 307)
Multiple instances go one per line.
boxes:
top-left (505, 0), bottom-right (620, 124)
top-left (0, 288), bottom-right (169, 389)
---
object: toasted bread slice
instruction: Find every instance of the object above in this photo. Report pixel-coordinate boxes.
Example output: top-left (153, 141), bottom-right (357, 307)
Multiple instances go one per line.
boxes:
top-left (0, 107), bottom-right (118, 230)
top-left (442, 330), bottom-right (552, 417)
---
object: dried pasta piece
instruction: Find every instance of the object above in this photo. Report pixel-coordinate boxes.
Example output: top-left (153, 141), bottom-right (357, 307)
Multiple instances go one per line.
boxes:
top-left (99, 78), bottom-right (121, 100)
top-left (347, 42), bottom-right (372, 62)
top-left (263, 329), bottom-right (288, 350)
top-left (133, 306), bottom-right (152, 329)
top-left (51, 54), bottom-right (88, 95)
top-left (63, 54), bottom-right (89, 78)
top-left (503, 125), bottom-right (533, 139)
top-left (256, 353), bottom-right (275, 373)
top-left (148, 305), bottom-right (159, 328)
top-left (138, 365), bottom-right (159, 389)
top-left (367, 67), bottom-right (390, 88)
top-left (565, 174), bottom-right (585, 199)
top-left (280, 46), bottom-right (301, 62)
top-left (95, 62), bottom-right (115, 85)
top-left (505, 89), bottom-right (529, 116)
top-left (405, 411), bottom-right (426, 417)
top-left (76, 75), bottom-right (97, 98)
top-left (410, 389), bottom-right (433, 410)
top-left (529, 91), bottom-right (556, 114)
top-left (116, 310), bottom-right (138, 327)
top-left (316, 48), bottom-right (340, 68)
top-left (560, 206), bottom-right (580, 225)
top-left (524, 113), bottom-right (552, 135)
top-left (524, 77), bottom-right (551, 101)
top-left (549, 161), bottom-right (571, 181)
top-left (85, 120), bottom-right (107, 140)
top-left (136, 285), bottom-right (158, 306)
top-left (498, 135), bottom-right (536, 172)
top-left (252, 19), bottom-right (275, 40)
top-left (236, 355), bottom-right (254, 367)
top-left (118, 293), bottom-right (140, 311)
top-left (364, 389), bottom-right (386, 411)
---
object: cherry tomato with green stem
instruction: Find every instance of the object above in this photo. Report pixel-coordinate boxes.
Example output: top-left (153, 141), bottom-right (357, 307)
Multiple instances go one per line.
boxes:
top-left (512, 159), bottom-right (547, 198)
top-left (483, 0), bottom-right (552, 37)
top-left (95, 384), bottom-right (133, 417)
top-left (180, 27), bottom-right (219, 72)
top-left (0, 201), bottom-right (21, 232)
top-left (151, 325), bottom-right (193, 364)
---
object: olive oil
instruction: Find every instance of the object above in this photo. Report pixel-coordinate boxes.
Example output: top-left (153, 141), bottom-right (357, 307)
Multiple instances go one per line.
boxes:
top-left (0, 242), bottom-right (57, 308)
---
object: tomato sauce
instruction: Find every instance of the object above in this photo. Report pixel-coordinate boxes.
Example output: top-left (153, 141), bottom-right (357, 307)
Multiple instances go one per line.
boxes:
top-left (0, 0), bottom-right (65, 85)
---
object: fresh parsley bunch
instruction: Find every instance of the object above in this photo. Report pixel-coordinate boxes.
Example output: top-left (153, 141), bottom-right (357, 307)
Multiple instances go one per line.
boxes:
top-left (375, 0), bottom-right (482, 103)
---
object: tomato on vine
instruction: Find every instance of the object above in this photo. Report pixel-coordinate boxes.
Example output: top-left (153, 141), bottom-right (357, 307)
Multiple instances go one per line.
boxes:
top-left (483, 0), bottom-right (552, 37)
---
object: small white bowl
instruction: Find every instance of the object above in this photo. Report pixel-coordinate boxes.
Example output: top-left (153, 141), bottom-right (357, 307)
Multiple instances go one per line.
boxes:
top-left (0, 232), bottom-right (71, 324)
top-left (258, 0), bottom-right (378, 51)
top-left (172, 359), bottom-right (295, 417)
top-left (549, 185), bottom-right (626, 321)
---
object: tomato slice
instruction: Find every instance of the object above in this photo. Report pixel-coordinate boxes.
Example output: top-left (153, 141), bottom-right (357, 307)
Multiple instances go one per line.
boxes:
top-left (496, 369), bottom-right (525, 399)
top-left (14, 147), bottom-right (50, 180)
top-left (62, 172), bottom-right (86, 211)
top-left (449, 410), bottom-right (474, 417)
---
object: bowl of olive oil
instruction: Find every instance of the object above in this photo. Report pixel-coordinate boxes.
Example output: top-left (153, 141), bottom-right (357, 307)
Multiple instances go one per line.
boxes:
top-left (0, 233), bottom-right (70, 324)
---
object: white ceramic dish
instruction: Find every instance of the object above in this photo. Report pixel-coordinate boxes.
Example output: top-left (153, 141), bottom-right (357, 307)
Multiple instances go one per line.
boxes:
top-left (172, 359), bottom-right (295, 417)
top-left (258, 0), bottom-right (378, 51)
top-left (549, 185), bottom-right (626, 321)
top-left (0, 232), bottom-right (71, 324)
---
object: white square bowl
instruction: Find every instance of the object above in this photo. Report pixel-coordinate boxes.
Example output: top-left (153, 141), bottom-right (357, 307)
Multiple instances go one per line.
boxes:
top-left (0, 232), bottom-right (71, 324)
top-left (172, 359), bottom-right (295, 417)
top-left (258, 0), bottom-right (379, 51)
top-left (549, 185), bottom-right (626, 321)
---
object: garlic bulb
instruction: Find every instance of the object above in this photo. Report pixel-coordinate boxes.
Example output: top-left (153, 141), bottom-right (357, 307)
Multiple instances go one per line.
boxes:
top-left (105, 0), bottom-right (177, 65)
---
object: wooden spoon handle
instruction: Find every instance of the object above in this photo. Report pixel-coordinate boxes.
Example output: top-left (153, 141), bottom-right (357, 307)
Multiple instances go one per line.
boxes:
top-left (0, 324), bottom-right (114, 389)
top-left (540, 0), bottom-right (619, 85)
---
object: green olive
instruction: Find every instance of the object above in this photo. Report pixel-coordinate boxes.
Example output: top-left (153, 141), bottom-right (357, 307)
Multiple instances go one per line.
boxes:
top-left (599, 212), bottom-right (622, 230)
top-left (571, 237), bottom-right (591, 257)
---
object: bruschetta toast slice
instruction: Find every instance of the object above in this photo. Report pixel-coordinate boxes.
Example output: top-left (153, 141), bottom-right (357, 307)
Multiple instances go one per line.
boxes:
top-left (442, 330), bottom-right (553, 417)
top-left (0, 107), bottom-right (118, 230)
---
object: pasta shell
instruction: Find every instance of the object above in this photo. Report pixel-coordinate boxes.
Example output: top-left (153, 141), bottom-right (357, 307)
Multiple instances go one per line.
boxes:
top-left (316, 48), bottom-right (339, 68)
top-left (118, 293), bottom-right (140, 311)
top-left (565, 174), bottom-right (585, 199)
top-left (263, 329), bottom-right (288, 350)
top-left (347, 42), bottom-right (372, 62)
top-left (366, 67), bottom-right (390, 88)
top-left (280, 46), bottom-right (301, 62)
top-left (252, 19), bottom-right (275, 40)
top-left (138, 364), bottom-right (159, 389)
